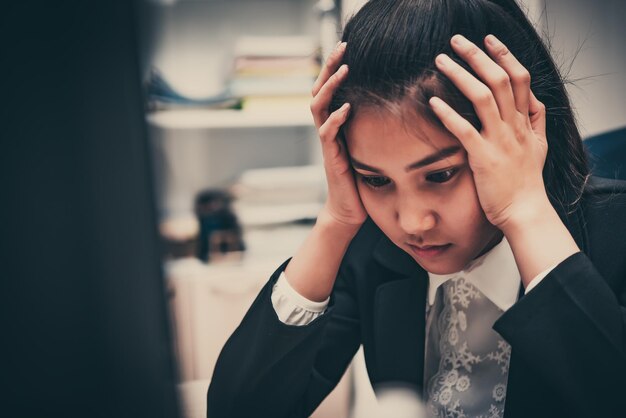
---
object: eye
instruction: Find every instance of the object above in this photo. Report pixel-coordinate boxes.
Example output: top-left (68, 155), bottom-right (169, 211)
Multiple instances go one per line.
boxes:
top-left (359, 175), bottom-right (391, 189)
top-left (426, 168), bottom-right (458, 183)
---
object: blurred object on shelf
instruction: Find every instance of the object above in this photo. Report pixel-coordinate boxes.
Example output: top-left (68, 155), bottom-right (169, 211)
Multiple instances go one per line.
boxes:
top-left (230, 76), bottom-right (313, 97)
top-left (229, 35), bottom-right (319, 115)
top-left (146, 67), bottom-right (241, 111)
top-left (231, 164), bottom-right (326, 226)
top-left (234, 203), bottom-right (322, 227)
top-left (240, 95), bottom-right (312, 114)
top-left (232, 165), bottom-right (326, 205)
top-left (234, 55), bottom-right (318, 77)
top-left (233, 35), bottom-right (318, 58)
top-left (147, 34), bottom-right (320, 116)
top-left (146, 107), bottom-right (313, 129)
top-left (194, 189), bottom-right (245, 263)
top-left (159, 215), bottom-right (199, 260)
top-left (315, 0), bottom-right (341, 64)
top-left (584, 126), bottom-right (626, 180)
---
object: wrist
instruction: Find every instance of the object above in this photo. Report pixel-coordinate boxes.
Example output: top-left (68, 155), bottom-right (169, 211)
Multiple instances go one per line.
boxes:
top-left (497, 192), bottom-right (553, 237)
top-left (283, 207), bottom-right (361, 303)
top-left (316, 206), bottom-right (364, 239)
top-left (500, 197), bottom-right (579, 287)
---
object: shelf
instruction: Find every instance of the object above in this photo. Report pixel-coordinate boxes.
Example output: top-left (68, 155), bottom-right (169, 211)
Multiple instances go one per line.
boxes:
top-left (147, 109), bottom-right (314, 130)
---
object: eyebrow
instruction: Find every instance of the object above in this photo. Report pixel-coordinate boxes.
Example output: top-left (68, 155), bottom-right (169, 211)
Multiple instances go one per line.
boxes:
top-left (350, 145), bottom-right (463, 173)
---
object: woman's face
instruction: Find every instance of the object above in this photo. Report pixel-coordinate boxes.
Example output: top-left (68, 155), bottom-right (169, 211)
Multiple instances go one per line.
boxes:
top-left (345, 107), bottom-right (502, 274)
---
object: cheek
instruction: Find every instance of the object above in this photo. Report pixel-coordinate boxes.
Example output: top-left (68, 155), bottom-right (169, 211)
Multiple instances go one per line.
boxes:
top-left (440, 173), bottom-right (490, 234)
top-left (356, 185), bottom-right (396, 228)
top-left (449, 176), bottom-right (496, 245)
top-left (358, 185), bottom-right (383, 215)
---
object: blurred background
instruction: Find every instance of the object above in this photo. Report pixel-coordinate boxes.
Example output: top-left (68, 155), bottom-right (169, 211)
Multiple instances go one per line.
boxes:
top-left (141, 3), bottom-right (360, 417)
top-left (3, 1), bottom-right (624, 418)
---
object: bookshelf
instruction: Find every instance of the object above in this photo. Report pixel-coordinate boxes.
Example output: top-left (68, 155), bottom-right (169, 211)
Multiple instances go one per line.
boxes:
top-left (146, 0), bottom-right (339, 216)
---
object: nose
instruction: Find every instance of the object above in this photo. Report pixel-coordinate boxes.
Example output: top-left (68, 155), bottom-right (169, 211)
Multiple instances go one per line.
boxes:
top-left (396, 194), bottom-right (437, 235)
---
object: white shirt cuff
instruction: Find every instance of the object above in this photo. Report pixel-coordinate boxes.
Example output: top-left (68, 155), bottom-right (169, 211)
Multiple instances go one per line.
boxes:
top-left (524, 261), bottom-right (560, 293)
top-left (271, 271), bottom-right (329, 326)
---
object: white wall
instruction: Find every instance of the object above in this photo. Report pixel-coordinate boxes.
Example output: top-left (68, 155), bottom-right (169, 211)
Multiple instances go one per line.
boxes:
top-left (537, 0), bottom-right (626, 137)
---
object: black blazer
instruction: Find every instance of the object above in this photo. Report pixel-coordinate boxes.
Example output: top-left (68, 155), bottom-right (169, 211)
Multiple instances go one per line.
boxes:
top-left (208, 176), bottom-right (626, 418)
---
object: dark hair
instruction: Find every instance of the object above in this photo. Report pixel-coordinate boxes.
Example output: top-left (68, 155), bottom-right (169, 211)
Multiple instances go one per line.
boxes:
top-left (331, 0), bottom-right (589, 215)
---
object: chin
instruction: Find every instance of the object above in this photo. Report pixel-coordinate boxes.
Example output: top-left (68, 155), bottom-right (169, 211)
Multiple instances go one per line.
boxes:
top-left (410, 254), bottom-right (469, 275)
top-left (419, 262), bottom-right (465, 275)
top-left (399, 241), bottom-right (465, 275)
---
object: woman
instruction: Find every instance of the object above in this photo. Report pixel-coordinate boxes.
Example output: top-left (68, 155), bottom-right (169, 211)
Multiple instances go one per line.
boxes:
top-left (208, 1), bottom-right (626, 417)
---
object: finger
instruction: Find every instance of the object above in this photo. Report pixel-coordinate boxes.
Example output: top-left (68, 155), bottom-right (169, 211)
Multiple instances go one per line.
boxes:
top-left (429, 96), bottom-right (482, 155)
top-left (311, 42), bottom-right (346, 97)
top-left (528, 90), bottom-right (546, 139)
top-left (310, 64), bottom-right (349, 128)
top-left (318, 103), bottom-right (351, 161)
top-left (435, 53), bottom-right (502, 133)
top-left (449, 34), bottom-right (517, 123)
top-left (484, 34), bottom-right (531, 116)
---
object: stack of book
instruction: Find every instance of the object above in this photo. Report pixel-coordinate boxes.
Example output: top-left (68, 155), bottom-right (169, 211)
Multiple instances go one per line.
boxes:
top-left (229, 36), bottom-right (320, 114)
top-left (230, 164), bottom-right (326, 226)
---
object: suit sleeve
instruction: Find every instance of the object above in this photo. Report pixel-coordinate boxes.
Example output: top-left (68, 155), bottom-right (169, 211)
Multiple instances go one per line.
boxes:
top-left (206, 257), bottom-right (362, 418)
top-left (494, 252), bottom-right (626, 417)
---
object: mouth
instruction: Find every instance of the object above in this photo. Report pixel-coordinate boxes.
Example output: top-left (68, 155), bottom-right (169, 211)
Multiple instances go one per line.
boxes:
top-left (406, 243), bottom-right (452, 259)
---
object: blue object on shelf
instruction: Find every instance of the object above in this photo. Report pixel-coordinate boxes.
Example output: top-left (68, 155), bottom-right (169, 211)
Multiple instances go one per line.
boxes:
top-left (583, 126), bottom-right (626, 180)
top-left (146, 67), bottom-right (238, 108)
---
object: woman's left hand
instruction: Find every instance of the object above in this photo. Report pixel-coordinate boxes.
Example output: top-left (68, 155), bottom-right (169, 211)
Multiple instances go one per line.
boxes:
top-left (429, 34), bottom-right (549, 232)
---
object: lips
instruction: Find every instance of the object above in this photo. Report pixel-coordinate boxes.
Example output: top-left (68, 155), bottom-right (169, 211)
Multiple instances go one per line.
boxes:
top-left (412, 244), bottom-right (446, 249)
top-left (407, 243), bottom-right (452, 259)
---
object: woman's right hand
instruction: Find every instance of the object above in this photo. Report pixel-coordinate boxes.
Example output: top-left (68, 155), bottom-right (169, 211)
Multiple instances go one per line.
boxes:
top-left (310, 42), bottom-right (367, 229)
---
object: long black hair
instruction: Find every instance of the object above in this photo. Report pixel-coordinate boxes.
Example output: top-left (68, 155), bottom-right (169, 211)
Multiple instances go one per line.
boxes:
top-left (331, 0), bottom-right (589, 215)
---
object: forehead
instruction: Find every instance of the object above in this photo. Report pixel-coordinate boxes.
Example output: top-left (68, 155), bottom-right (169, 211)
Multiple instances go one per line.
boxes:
top-left (345, 107), bottom-right (461, 162)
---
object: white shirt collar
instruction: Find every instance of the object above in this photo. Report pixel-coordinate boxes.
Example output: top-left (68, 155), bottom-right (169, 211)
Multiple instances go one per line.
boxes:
top-left (427, 236), bottom-right (521, 311)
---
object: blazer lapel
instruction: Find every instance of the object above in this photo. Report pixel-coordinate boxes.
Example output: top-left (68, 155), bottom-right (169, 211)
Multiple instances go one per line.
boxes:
top-left (371, 234), bottom-right (428, 391)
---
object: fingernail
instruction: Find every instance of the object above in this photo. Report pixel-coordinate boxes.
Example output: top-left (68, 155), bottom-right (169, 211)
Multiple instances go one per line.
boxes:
top-left (339, 42), bottom-right (347, 51)
top-left (486, 34), bottom-right (499, 46)
top-left (435, 54), bottom-right (449, 67)
top-left (339, 64), bottom-right (349, 74)
top-left (429, 96), bottom-right (442, 109)
top-left (341, 102), bottom-right (351, 112)
top-left (452, 34), bottom-right (468, 47)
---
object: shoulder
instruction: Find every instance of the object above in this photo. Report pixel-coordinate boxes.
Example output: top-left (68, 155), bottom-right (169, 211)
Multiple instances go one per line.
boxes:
top-left (579, 176), bottom-right (626, 282)
top-left (582, 176), bottom-right (626, 218)
top-left (584, 176), bottom-right (626, 197)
